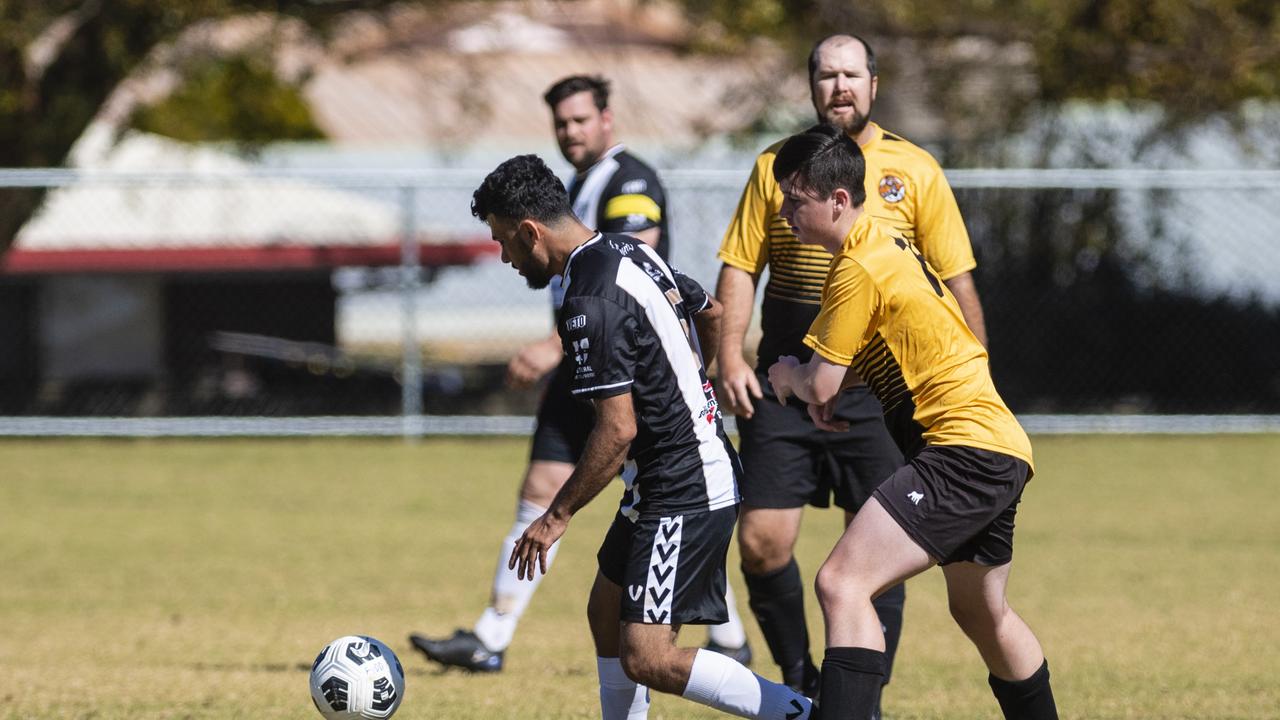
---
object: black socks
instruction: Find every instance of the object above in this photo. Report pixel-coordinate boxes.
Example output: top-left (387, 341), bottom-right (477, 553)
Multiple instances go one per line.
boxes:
top-left (744, 558), bottom-right (816, 691)
top-left (989, 659), bottom-right (1058, 720)
top-left (745, 559), bottom-right (906, 699)
top-left (814, 647), bottom-right (886, 720)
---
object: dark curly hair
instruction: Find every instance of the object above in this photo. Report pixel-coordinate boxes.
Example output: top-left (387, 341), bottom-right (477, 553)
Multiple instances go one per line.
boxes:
top-left (772, 123), bottom-right (866, 206)
top-left (471, 154), bottom-right (574, 223)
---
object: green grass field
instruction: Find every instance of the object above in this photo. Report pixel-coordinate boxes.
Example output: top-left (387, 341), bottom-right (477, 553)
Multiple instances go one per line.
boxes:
top-left (1, 435), bottom-right (1277, 719)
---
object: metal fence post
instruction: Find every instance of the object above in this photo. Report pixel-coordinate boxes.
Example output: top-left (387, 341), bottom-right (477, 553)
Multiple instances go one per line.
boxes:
top-left (400, 184), bottom-right (424, 439)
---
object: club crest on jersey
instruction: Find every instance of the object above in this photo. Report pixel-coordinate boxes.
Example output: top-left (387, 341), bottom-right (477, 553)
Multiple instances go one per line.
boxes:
top-left (879, 174), bottom-right (906, 203)
top-left (572, 338), bottom-right (594, 381)
top-left (565, 314), bottom-right (587, 332)
top-left (572, 338), bottom-right (590, 366)
top-left (621, 179), bottom-right (648, 194)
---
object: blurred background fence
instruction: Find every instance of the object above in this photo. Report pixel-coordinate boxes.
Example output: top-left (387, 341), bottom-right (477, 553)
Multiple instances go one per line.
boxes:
top-left (2, 166), bottom-right (1278, 436)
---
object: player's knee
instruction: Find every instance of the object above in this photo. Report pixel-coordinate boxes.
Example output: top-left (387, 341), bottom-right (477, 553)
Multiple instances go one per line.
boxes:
top-left (737, 521), bottom-right (793, 573)
top-left (520, 463), bottom-right (571, 506)
top-left (814, 560), bottom-right (860, 611)
top-left (586, 594), bottom-right (621, 655)
top-left (586, 593), bottom-right (604, 628)
top-left (618, 647), bottom-right (661, 687)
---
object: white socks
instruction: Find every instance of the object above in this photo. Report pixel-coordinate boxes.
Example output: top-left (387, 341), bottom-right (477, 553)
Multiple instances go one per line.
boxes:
top-left (682, 649), bottom-right (812, 719)
top-left (473, 499), bottom-right (560, 652)
top-left (597, 657), bottom-right (651, 720)
top-left (707, 581), bottom-right (749, 648)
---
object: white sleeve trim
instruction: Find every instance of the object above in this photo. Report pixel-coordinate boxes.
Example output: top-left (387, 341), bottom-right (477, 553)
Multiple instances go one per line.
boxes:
top-left (571, 379), bottom-right (634, 394)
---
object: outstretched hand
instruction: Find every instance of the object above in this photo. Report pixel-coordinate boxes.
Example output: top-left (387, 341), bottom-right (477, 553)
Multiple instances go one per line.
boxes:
top-left (508, 511), bottom-right (568, 581)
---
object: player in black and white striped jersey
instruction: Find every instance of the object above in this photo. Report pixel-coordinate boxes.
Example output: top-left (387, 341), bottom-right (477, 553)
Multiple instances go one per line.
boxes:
top-left (410, 74), bottom-right (750, 674)
top-left (478, 154), bottom-right (812, 720)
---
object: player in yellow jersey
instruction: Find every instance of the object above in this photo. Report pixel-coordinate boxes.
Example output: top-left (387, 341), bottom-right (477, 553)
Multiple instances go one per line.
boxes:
top-left (715, 34), bottom-right (986, 709)
top-left (766, 125), bottom-right (1058, 720)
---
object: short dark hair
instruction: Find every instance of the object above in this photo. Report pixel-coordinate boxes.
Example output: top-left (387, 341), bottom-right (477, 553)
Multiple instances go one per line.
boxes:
top-left (772, 123), bottom-right (867, 206)
top-left (471, 154), bottom-right (574, 224)
top-left (543, 75), bottom-right (610, 111)
top-left (807, 34), bottom-right (877, 87)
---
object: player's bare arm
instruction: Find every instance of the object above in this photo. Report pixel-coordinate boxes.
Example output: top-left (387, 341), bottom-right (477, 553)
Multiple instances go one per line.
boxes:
top-left (944, 271), bottom-right (988, 348)
top-left (506, 330), bottom-right (564, 389)
top-left (509, 391), bottom-right (636, 580)
top-left (799, 366), bottom-right (866, 433)
top-left (767, 354), bottom-right (846, 406)
top-left (692, 294), bottom-right (723, 368)
top-left (713, 264), bottom-right (763, 417)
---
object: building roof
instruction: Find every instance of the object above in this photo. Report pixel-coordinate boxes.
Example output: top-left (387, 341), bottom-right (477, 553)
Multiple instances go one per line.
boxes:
top-left (5, 132), bottom-right (496, 273)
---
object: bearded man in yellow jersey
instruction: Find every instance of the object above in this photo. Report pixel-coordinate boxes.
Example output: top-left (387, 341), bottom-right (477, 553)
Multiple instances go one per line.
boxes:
top-left (715, 34), bottom-right (985, 710)
top-left (766, 125), bottom-right (1058, 720)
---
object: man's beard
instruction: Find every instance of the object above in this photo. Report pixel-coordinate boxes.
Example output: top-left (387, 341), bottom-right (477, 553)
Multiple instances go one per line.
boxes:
top-left (820, 100), bottom-right (872, 136)
top-left (565, 143), bottom-right (604, 174)
top-left (522, 264), bottom-right (553, 290)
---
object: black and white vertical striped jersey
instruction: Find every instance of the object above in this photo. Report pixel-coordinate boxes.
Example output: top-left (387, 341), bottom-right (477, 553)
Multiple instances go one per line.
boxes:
top-left (558, 232), bottom-right (741, 521)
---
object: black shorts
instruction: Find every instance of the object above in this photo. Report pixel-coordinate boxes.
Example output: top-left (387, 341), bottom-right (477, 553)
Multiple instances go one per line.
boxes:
top-left (529, 359), bottom-right (594, 464)
top-left (597, 506), bottom-right (738, 626)
top-left (737, 379), bottom-right (903, 513)
top-left (874, 445), bottom-right (1031, 566)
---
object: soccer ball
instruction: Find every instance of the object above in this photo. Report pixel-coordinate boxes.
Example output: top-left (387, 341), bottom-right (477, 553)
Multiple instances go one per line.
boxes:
top-left (309, 635), bottom-right (405, 720)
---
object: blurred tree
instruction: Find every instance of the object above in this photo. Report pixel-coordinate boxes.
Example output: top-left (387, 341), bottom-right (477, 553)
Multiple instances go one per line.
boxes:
top-left (4, 0), bottom-right (1279, 252)
top-left (0, 0), bottom-right (396, 251)
top-left (130, 50), bottom-right (324, 149)
top-left (1027, 0), bottom-right (1280, 115)
top-left (675, 0), bottom-right (1280, 112)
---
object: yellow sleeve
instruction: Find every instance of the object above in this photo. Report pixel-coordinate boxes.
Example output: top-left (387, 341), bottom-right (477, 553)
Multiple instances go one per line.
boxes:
top-left (803, 255), bottom-right (879, 365)
top-left (716, 151), bottom-right (776, 277)
top-left (914, 161), bottom-right (976, 281)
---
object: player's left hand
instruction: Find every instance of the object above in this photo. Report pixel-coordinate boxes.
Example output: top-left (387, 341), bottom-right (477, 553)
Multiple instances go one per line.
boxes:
top-left (808, 398), bottom-right (849, 432)
top-left (767, 355), bottom-right (800, 405)
top-left (508, 511), bottom-right (568, 581)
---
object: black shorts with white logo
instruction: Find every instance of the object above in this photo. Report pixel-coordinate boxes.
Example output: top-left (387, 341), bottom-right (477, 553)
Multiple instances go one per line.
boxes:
top-left (737, 378), bottom-right (903, 513)
top-left (873, 445), bottom-right (1031, 566)
top-left (529, 359), bottom-right (594, 464)
top-left (597, 505), bottom-right (738, 626)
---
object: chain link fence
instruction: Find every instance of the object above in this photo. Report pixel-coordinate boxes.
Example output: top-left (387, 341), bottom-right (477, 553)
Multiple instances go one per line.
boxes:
top-left (1, 167), bottom-right (1278, 436)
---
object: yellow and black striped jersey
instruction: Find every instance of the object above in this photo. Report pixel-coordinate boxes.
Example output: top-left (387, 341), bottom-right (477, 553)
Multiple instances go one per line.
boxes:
top-left (803, 212), bottom-right (1031, 467)
top-left (718, 123), bottom-right (975, 368)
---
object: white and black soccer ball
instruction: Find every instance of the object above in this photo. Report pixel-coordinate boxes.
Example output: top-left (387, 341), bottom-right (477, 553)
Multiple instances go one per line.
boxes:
top-left (309, 635), bottom-right (405, 720)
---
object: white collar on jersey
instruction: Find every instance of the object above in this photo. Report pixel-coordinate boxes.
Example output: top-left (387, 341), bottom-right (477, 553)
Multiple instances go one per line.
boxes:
top-left (572, 144), bottom-right (626, 183)
top-left (561, 231), bottom-right (604, 291)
